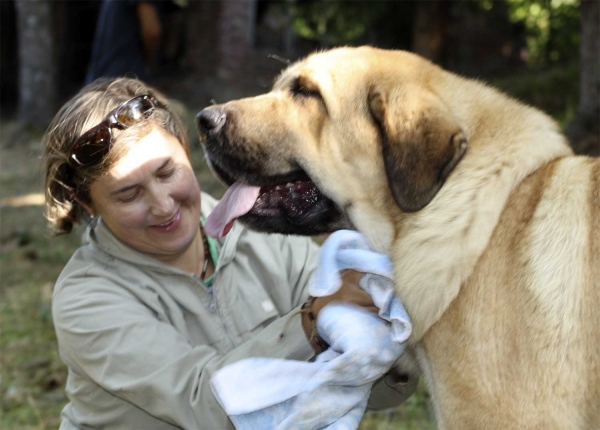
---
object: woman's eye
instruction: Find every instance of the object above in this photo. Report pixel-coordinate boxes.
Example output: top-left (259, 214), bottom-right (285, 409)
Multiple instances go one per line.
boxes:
top-left (158, 169), bottom-right (175, 179)
top-left (120, 190), bottom-right (140, 203)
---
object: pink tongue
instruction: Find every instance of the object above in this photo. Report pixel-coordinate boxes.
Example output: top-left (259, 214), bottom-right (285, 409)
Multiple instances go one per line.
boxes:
top-left (205, 182), bottom-right (261, 238)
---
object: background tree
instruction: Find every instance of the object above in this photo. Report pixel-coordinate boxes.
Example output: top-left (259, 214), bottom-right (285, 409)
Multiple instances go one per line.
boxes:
top-left (15, 0), bottom-right (57, 129)
top-left (412, 1), bottom-right (449, 63)
top-left (565, 0), bottom-right (599, 156)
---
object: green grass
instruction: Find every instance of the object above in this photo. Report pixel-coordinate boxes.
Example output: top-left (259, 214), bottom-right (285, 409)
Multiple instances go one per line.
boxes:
top-left (360, 382), bottom-right (434, 430)
top-left (0, 133), bottom-right (84, 429)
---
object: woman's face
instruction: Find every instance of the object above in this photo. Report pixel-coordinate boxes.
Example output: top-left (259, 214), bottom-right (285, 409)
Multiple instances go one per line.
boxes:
top-left (88, 126), bottom-right (202, 264)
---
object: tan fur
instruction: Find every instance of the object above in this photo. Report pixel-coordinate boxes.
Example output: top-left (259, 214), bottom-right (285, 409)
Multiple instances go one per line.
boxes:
top-left (211, 47), bottom-right (600, 429)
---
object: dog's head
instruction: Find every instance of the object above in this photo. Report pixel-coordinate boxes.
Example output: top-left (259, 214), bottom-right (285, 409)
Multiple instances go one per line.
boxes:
top-left (197, 47), bottom-right (468, 239)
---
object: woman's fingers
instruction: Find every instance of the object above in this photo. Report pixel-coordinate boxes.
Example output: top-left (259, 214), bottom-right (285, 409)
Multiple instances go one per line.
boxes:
top-left (313, 270), bottom-right (379, 318)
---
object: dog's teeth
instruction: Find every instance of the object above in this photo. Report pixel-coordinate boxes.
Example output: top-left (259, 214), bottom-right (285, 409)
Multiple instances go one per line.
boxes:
top-left (276, 185), bottom-right (283, 190)
top-left (286, 182), bottom-right (294, 188)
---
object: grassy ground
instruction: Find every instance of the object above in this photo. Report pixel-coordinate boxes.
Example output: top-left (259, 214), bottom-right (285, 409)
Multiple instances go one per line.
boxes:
top-left (1, 64), bottom-right (577, 429)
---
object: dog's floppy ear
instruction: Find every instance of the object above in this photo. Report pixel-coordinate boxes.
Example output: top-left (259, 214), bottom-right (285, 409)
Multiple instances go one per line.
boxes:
top-left (368, 87), bottom-right (468, 212)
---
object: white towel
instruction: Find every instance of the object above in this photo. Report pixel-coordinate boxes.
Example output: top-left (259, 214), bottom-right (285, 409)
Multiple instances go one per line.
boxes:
top-left (210, 230), bottom-right (411, 430)
top-left (308, 230), bottom-right (411, 344)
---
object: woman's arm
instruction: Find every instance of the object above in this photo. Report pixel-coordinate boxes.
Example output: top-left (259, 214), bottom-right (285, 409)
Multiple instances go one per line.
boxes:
top-left (53, 276), bottom-right (313, 430)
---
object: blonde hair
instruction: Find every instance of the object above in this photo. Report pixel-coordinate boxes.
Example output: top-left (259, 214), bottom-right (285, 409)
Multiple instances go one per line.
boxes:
top-left (43, 77), bottom-right (190, 235)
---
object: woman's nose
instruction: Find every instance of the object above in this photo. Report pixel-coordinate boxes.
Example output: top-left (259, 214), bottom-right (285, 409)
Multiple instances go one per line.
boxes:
top-left (148, 186), bottom-right (175, 217)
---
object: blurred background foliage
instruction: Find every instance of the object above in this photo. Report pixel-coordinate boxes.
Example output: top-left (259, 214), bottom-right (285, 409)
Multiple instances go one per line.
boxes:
top-left (289, 0), bottom-right (580, 66)
top-left (503, 0), bottom-right (580, 65)
top-left (291, 1), bottom-right (387, 46)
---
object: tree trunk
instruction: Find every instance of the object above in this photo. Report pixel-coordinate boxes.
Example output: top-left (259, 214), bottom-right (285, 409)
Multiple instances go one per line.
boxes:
top-left (412, 1), bottom-right (449, 64)
top-left (565, 0), bottom-right (599, 156)
top-left (15, 0), bottom-right (57, 128)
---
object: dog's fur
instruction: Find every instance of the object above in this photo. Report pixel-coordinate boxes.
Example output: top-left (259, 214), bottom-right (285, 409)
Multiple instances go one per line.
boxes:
top-left (199, 47), bottom-right (600, 429)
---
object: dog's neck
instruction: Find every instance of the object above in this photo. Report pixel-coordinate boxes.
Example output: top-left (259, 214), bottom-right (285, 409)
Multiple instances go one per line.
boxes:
top-left (358, 78), bottom-right (573, 341)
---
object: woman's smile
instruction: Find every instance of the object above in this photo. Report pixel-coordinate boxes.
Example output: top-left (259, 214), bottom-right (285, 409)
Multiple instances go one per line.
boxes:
top-left (150, 208), bottom-right (182, 232)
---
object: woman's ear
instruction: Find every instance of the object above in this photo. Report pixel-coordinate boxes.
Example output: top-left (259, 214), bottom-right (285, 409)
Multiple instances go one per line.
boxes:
top-left (368, 87), bottom-right (468, 212)
top-left (73, 195), bottom-right (96, 218)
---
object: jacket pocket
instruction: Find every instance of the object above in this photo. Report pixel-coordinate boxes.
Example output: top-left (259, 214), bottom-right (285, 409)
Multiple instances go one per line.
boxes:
top-left (228, 279), bottom-right (280, 339)
top-left (239, 290), bottom-right (280, 337)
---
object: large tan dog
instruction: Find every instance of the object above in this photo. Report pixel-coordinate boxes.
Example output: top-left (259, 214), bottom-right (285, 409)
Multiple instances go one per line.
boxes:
top-left (196, 47), bottom-right (600, 429)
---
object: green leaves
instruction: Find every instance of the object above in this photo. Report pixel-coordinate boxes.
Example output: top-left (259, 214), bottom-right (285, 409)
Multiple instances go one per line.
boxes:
top-left (291, 1), bottom-right (386, 46)
top-left (504, 0), bottom-right (580, 65)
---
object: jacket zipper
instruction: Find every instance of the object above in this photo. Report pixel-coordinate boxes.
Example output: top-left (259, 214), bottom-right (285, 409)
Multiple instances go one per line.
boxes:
top-left (207, 286), bottom-right (217, 313)
top-left (194, 274), bottom-right (236, 348)
top-left (192, 273), bottom-right (217, 313)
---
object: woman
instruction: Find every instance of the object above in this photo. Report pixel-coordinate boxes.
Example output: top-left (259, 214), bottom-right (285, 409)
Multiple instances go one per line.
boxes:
top-left (44, 78), bottom-right (414, 430)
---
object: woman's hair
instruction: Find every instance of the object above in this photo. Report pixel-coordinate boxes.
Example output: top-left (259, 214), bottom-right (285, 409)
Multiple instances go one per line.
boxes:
top-left (43, 77), bottom-right (190, 235)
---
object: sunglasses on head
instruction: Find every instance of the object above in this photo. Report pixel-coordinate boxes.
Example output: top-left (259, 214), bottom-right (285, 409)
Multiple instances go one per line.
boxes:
top-left (69, 94), bottom-right (163, 167)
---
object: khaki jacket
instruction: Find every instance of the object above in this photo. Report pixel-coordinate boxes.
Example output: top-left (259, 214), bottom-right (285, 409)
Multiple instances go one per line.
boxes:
top-left (54, 193), bottom-right (415, 430)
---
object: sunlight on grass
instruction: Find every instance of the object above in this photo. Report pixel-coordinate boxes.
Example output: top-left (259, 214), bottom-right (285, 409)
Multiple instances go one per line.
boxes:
top-left (0, 193), bottom-right (45, 209)
top-left (0, 136), bottom-right (80, 429)
top-left (1, 198), bottom-right (83, 428)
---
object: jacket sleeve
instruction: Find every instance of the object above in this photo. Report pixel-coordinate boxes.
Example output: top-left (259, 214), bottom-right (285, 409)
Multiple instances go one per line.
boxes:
top-left (279, 234), bottom-right (321, 308)
top-left (53, 275), bottom-right (315, 430)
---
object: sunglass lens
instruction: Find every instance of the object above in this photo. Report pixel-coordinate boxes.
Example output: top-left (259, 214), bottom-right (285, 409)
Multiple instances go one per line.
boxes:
top-left (116, 97), bottom-right (155, 126)
top-left (72, 128), bottom-right (111, 165)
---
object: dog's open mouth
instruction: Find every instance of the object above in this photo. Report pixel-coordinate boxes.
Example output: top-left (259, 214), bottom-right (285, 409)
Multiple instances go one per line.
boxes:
top-left (204, 167), bottom-right (331, 238)
top-left (253, 180), bottom-right (323, 217)
top-left (200, 141), bottom-right (351, 238)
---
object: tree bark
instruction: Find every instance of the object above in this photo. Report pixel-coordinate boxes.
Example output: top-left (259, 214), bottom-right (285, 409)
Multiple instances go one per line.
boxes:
top-left (412, 1), bottom-right (449, 64)
top-left (565, 0), bottom-right (599, 156)
top-left (15, 0), bottom-right (57, 128)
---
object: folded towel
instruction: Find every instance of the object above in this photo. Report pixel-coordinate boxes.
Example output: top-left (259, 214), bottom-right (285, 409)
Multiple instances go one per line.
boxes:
top-left (308, 230), bottom-right (411, 343)
top-left (210, 230), bottom-right (411, 430)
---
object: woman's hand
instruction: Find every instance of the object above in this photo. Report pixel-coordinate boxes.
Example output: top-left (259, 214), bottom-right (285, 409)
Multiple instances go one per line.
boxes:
top-left (301, 270), bottom-right (378, 353)
top-left (312, 270), bottom-right (377, 316)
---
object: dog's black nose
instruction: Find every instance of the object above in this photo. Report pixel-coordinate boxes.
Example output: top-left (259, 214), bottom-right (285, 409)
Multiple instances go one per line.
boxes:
top-left (196, 108), bottom-right (226, 136)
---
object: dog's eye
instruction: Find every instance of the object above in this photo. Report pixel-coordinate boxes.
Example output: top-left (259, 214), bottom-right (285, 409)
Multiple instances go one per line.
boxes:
top-left (290, 78), bottom-right (322, 100)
